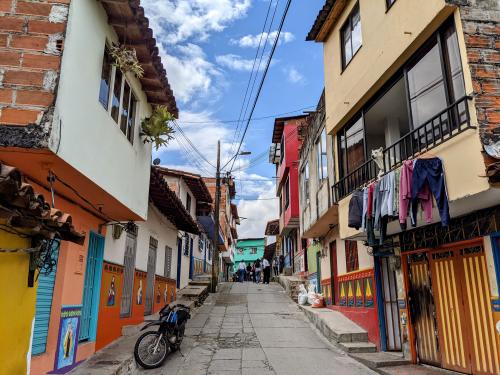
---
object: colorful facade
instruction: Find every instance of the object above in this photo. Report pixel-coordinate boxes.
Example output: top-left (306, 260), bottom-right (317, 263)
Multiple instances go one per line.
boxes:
top-left (233, 238), bottom-right (266, 271)
top-left (0, 0), bottom-right (177, 373)
top-left (306, 0), bottom-right (500, 372)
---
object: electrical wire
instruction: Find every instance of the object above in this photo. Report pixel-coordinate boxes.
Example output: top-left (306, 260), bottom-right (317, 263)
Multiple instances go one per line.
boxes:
top-left (229, 0), bottom-right (293, 173)
top-left (228, 0), bottom-right (276, 159)
top-left (172, 120), bottom-right (216, 169)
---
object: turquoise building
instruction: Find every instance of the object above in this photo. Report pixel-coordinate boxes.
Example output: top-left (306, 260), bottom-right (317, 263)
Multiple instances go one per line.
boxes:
top-left (233, 238), bottom-right (265, 272)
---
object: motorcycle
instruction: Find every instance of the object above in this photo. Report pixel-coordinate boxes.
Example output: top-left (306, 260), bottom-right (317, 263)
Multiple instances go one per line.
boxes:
top-left (134, 303), bottom-right (191, 369)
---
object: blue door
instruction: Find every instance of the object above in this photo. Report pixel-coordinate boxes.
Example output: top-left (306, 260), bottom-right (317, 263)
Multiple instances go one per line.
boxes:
top-left (189, 237), bottom-right (194, 279)
top-left (79, 232), bottom-right (104, 342)
top-left (32, 240), bottom-right (60, 355)
top-left (176, 237), bottom-right (182, 288)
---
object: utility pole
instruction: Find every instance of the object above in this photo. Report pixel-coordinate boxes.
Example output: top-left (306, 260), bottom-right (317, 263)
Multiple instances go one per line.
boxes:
top-left (211, 140), bottom-right (221, 293)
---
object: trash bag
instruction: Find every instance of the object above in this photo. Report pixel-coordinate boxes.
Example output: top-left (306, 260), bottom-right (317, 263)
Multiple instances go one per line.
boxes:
top-left (311, 294), bottom-right (325, 308)
top-left (297, 284), bottom-right (308, 305)
top-left (307, 284), bottom-right (317, 305)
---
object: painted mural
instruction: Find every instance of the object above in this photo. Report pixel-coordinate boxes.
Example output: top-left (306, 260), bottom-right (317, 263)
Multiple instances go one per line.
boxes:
top-left (153, 276), bottom-right (176, 314)
top-left (52, 305), bottom-right (81, 374)
top-left (337, 269), bottom-right (375, 309)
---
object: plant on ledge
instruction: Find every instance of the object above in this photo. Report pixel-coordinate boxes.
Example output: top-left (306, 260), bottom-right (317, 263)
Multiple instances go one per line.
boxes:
top-left (140, 105), bottom-right (175, 150)
top-left (109, 43), bottom-right (144, 78)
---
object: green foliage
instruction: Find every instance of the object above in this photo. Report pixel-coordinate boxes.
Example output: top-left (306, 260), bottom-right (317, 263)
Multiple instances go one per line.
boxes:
top-left (140, 106), bottom-right (176, 150)
top-left (109, 43), bottom-right (144, 78)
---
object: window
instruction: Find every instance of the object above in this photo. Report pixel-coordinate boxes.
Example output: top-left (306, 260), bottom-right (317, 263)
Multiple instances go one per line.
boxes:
top-left (164, 246), bottom-right (172, 278)
top-left (199, 237), bottom-right (204, 253)
top-left (98, 45), bottom-right (138, 144)
top-left (238, 249), bottom-right (244, 255)
top-left (183, 234), bottom-right (190, 256)
top-left (284, 176), bottom-right (290, 209)
top-left (341, 4), bottom-right (362, 69)
top-left (316, 128), bottom-right (328, 182)
top-left (250, 248), bottom-right (257, 254)
top-left (301, 162), bottom-right (310, 202)
top-left (345, 241), bottom-right (359, 273)
top-left (279, 193), bottom-right (283, 215)
top-left (338, 116), bottom-right (365, 179)
top-left (279, 136), bottom-right (285, 164)
top-left (98, 49), bottom-right (112, 110)
top-left (386, 0), bottom-right (396, 9)
top-left (186, 193), bottom-right (191, 213)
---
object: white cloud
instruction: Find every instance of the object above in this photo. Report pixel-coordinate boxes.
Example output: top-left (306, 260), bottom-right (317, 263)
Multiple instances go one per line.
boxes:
top-left (284, 66), bottom-right (305, 84)
top-left (216, 53), bottom-right (276, 72)
top-left (159, 43), bottom-right (222, 104)
top-left (142, 0), bottom-right (252, 44)
top-left (231, 31), bottom-right (295, 48)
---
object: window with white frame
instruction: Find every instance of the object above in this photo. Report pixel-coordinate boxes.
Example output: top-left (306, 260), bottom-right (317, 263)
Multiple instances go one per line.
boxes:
top-left (341, 3), bottom-right (362, 69)
top-left (316, 128), bottom-right (328, 182)
top-left (98, 46), bottom-right (138, 144)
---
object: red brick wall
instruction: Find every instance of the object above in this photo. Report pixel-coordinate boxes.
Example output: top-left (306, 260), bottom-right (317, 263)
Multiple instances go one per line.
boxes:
top-left (0, 0), bottom-right (69, 126)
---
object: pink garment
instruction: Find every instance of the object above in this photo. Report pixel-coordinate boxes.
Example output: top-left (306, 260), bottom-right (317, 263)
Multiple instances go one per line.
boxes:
top-left (399, 160), bottom-right (433, 225)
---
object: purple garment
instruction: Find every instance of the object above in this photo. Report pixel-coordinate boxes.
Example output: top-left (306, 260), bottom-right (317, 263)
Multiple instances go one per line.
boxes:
top-left (399, 160), bottom-right (432, 227)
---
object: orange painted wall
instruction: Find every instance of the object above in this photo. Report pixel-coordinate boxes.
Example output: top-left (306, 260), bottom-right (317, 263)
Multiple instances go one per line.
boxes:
top-left (29, 181), bottom-right (106, 375)
top-left (96, 263), bottom-right (176, 351)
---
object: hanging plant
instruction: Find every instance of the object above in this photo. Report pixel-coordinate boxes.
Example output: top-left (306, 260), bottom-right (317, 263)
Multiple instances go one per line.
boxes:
top-left (140, 105), bottom-right (175, 150)
top-left (109, 43), bottom-right (144, 78)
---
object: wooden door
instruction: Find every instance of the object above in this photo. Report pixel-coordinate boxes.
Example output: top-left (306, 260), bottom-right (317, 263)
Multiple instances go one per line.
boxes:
top-left (408, 253), bottom-right (440, 365)
top-left (145, 237), bottom-right (158, 316)
top-left (120, 232), bottom-right (137, 317)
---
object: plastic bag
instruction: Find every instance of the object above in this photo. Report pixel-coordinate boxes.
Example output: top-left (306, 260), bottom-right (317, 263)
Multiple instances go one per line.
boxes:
top-left (307, 284), bottom-right (317, 305)
top-left (311, 294), bottom-right (325, 308)
top-left (297, 284), bottom-right (308, 305)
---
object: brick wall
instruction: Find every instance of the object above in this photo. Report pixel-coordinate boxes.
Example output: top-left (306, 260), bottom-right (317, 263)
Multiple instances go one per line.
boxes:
top-left (0, 0), bottom-right (69, 145)
top-left (448, 0), bottom-right (499, 179)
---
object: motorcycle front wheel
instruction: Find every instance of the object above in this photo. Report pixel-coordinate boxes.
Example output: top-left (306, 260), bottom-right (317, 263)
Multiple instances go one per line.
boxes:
top-left (134, 331), bottom-right (169, 369)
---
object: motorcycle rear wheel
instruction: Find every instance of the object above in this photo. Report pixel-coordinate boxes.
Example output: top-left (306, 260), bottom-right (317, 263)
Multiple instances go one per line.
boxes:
top-left (134, 331), bottom-right (169, 369)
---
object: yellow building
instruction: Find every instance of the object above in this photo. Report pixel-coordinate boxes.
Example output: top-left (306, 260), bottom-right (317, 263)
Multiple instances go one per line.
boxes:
top-left (0, 164), bottom-right (83, 374)
top-left (306, 1), bottom-right (500, 373)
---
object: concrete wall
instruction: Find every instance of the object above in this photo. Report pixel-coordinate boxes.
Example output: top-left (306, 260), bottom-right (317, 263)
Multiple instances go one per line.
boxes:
top-left (323, 0), bottom-right (455, 136)
top-left (49, 0), bottom-right (152, 220)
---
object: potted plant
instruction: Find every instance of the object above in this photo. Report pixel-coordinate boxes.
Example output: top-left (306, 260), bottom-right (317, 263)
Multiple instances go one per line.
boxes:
top-left (140, 105), bottom-right (175, 150)
top-left (109, 43), bottom-right (144, 78)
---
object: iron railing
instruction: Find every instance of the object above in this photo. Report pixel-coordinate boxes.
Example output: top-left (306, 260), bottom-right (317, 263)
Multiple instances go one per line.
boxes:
top-left (332, 96), bottom-right (474, 202)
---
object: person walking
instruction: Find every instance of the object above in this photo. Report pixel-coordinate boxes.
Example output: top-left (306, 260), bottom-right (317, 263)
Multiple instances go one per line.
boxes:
top-left (246, 263), bottom-right (252, 282)
top-left (254, 259), bottom-right (262, 283)
top-left (263, 257), bottom-right (271, 284)
top-left (238, 261), bottom-right (246, 283)
top-left (272, 256), bottom-right (279, 276)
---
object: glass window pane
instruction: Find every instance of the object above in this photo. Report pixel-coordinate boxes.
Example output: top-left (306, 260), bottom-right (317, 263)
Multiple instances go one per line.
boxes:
top-left (127, 95), bottom-right (137, 144)
top-left (339, 133), bottom-right (347, 178)
top-left (407, 43), bottom-right (447, 127)
top-left (343, 33), bottom-right (352, 66)
top-left (99, 49), bottom-right (112, 110)
top-left (120, 82), bottom-right (131, 135)
top-left (345, 117), bottom-right (365, 173)
top-left (317, 140), bottom-right (322, 179)
top-left (444, 26), bottom-right (465, 102)
top-left (321, 128), bottom-right (327, 153)
top-left (351, 9), bottom-right (362, 54)
top-left (111, 70), bottom-right (122, 123)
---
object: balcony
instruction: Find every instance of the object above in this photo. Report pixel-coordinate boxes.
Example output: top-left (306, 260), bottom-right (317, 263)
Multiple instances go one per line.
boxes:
top-left (332, 96), bottom-right (474, 202)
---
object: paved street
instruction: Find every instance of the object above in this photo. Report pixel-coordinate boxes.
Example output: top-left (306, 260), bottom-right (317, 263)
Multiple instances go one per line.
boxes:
top-left (136, 282), bottom-right (374, 375)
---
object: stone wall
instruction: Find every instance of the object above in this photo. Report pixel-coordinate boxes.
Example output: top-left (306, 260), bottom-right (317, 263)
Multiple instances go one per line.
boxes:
top-left (0, 0), bottom-right (69, 146)
top-left (448, 0), bottom-right (499, 180)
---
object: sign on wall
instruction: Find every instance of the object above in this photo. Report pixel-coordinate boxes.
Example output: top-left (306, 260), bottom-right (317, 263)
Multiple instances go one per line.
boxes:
top-left (50, 305), bottom-right (82, 374)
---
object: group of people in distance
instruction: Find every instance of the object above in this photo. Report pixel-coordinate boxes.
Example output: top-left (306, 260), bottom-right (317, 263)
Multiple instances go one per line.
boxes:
top-left (236, 257), bottom-right (271, 284)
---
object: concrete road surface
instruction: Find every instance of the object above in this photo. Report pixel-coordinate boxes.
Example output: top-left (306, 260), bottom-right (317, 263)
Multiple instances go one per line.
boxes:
top-left (135, 282), bottom-right (374, 375)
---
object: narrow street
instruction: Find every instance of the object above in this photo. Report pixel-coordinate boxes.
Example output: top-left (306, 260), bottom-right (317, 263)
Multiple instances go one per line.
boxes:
top-left (137, 282), bottom-right (374, 375)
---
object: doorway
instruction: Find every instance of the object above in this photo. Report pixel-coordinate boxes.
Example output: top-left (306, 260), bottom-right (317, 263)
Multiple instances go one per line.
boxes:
top-left (80, 232), bottom-right (105, 342)
top-left (329, 241), bottom-right (338, 305)
top-left (120, 231), bottom-right (137, 318)
top-left (144, 237), bottom-right (158, 316)
top-left (380, 257), bottom-right (402, 351)
top-left (316, 251), bottom-right (321, 294)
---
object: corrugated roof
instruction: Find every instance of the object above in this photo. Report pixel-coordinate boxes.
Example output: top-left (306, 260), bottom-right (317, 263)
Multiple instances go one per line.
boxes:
top-left (0, 163), bottom-right (85, 244)
top-left (100, 0), bottom-right (178, 117)
top-left (149, 167), bottom-right (199, 234)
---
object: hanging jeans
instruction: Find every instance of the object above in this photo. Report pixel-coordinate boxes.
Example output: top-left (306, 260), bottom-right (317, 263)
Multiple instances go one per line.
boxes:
top-left (411, 158), bottom-right (450, 227)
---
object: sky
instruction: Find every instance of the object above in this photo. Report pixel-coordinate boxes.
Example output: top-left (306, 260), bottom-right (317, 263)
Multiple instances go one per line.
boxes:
top-left (142, 0), bottom-right (325, 238)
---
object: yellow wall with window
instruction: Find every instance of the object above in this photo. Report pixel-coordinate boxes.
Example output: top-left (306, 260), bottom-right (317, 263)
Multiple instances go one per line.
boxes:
top-left (0, 231), bottom-right (37, 375)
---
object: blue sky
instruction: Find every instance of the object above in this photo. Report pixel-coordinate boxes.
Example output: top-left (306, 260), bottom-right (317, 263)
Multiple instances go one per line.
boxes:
top-left (142, 0), bottom-right (325, 237)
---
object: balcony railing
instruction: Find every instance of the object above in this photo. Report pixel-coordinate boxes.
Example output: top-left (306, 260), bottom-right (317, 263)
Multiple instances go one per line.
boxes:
top-left (332, 96), bottom-right (474, 202)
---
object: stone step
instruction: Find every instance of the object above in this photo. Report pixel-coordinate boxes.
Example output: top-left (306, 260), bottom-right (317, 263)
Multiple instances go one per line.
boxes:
top-left (298, 305), bottom-right (369, 343)
top-left (349, 352), bottom-right (410, 369)
top-left (339, 341), bottom-right (377, 353)
top-left (189, 279), bottom-right (211, 286)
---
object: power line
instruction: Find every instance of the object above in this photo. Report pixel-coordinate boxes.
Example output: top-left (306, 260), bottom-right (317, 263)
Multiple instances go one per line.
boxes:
top-left (228, 0), bottom-right (275, 159)
top-left (172, 120), bottom-right (216, 169)
top-left (178, 105), bottom-right (315, 125)
top-left (229, 0), bottom-right (293, 173)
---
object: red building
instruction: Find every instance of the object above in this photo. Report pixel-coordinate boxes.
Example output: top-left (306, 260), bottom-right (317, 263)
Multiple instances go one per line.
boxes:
top-left (269, 115), bottom-right (307, 272)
